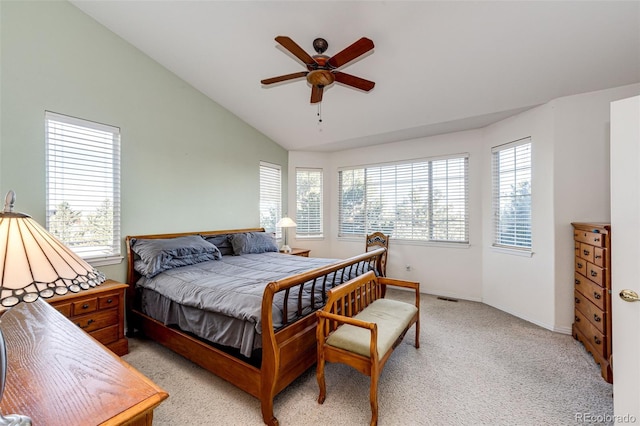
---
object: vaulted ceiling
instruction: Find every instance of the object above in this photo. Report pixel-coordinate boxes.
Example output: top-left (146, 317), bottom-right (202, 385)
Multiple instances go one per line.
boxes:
top-left (71, 1), bottom-right (640, 152)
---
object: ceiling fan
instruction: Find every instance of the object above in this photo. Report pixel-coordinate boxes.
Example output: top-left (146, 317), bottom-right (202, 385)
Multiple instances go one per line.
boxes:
top-left (261, 36), bottom-right (375, 104)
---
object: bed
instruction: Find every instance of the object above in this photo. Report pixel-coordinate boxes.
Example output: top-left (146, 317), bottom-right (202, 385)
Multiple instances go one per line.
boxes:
top-left (125, 228), bottom-right (385, 426)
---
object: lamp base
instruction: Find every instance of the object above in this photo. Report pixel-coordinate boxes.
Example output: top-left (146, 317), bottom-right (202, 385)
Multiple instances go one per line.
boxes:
top-left (0, 414), bottom-right (32, 426)
top-left (280, 245), bottom-right (292, 253)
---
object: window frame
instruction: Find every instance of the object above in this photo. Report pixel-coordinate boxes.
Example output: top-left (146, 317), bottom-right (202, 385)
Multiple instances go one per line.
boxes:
top-left (45, 111), bottom-right (121, 266)
top-left (338, 154), bottom-right (469, 245)
top-left (259, 161), bottom-right (282, 238)
top-left (295, 168), bottom-right (323, 239)
top-left (491, 137), bottom-right (532, 252)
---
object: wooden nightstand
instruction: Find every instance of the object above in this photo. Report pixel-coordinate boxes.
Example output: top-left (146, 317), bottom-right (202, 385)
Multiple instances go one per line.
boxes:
top-left (286, 248), bottom-right (310, 257)
top-left (47, 279), bottom-right (129, 356)
top-left (0, 299), bottom-right (168, 425)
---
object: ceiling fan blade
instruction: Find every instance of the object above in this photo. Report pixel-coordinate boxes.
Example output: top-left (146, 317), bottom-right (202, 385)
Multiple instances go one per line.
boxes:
top-left (327, 37), bottom-right (374, 68)
top-left (334, 72), bottom-right (375, 91)
top-left (261, 71), bottom-right (308, 85)
top-left (275, 36), bottom-right (317, 66)
top-left (310, 85), bottom-right (324, 104)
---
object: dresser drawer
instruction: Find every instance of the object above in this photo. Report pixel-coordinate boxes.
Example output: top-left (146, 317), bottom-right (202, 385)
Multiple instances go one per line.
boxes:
top-left (574, 309), bottom-right (607, 359)
top-left (574, 230), bottom-right (606, 247)
top-left (98, 292), bottom-right (121, 310)
top-left (593, 247), bottom-right (607, 268)
top-left (586, 263), bottom-right (606, 287)
top-left (575, 272), bottom-right (607, 311)
top-left (574, 291), bottom-right (606, 334)
top-left (578, 243), bottom-right (594, 263)
top-left (72, 309), bottom-right (119, 333)
top-left (575, 257), bottom-right (587, 274)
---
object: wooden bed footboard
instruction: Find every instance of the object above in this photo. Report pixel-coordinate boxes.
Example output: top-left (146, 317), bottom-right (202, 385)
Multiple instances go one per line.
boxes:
top-left (125, 228), bottom-right (385, 426)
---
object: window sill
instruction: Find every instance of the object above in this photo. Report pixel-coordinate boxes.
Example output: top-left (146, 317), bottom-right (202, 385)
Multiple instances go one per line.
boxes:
top-left (86, 255), bottom-right (124, 267)
top-left (490, 245), bottom-right (533, 257)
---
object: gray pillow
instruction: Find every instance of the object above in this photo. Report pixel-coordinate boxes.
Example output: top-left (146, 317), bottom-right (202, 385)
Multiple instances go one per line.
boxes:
top-left (230, 232), bottom-right (278, 255)
top-left (131, 235), bottom-right (221, 278)
top-left (204, 234), bottom-right (234, 256)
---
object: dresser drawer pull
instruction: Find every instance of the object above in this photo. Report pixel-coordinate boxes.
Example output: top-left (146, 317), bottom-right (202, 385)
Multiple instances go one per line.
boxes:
top-left (575, 278), bottom-right (580, 285)
top-left (106, 298), bottom-right (113, 304)
top-left (583, 249), bottom-right (590, 256)
top-left (575, 297), bottom-right (580, 304)
top-left (593, 336), bottom-right (601, 345)
top-left (593, 314), bottom-right (602, 323)
top-left (82, 303), bottom-right (90, 309)
top-left (575, 316), bottom-right (580, 322)
top-left (577, 262), bottom-right (583, 269)
top-left (594, 237), bottom-right (600, 242)
top-left (595, 255), bottom-right (602, 259)
top-left (590, 270), bottom-right (598, 277)
top-left (78, 319), bottom-right (95, 329)
top-left (594, 292), bottom-right (602, 300)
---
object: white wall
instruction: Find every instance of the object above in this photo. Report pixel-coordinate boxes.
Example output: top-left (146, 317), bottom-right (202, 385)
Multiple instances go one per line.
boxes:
top-left (481, 103), bottom-right (557, 330)
top-left (289, 84), bottom-right (640, 333)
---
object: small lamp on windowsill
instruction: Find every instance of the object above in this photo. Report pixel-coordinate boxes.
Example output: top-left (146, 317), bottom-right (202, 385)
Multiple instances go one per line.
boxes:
top-left (276, 216), bottom-right (297, 253)
top-left (0, 190), bottom-right (105, 425)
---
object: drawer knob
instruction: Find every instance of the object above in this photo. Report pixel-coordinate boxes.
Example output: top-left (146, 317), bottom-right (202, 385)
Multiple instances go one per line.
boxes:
top-left (106, 298), bottom-right (113, 304)
top-left (577, 263), bottom-right (583, 269)
top-left (583, 249), bottom-right (590, 256)
top-left (594, 292), bottom-right (602, 300)
top-left (595, 255), bottom-right (602, 259)
top-left (575, 278), bottom-right (581, 285)
top-left (575, 297), bottom-right (580, 304)
top-left (590, 270), bottom-right (598, 277)
top-left (575, 316), bottom-right (580, 322)
top-left (594, 336), bottom-right (601, 345)
top-left (593, 314), bottom-right (601, 322)
top-left (594, 237), bottom-right (600, 242)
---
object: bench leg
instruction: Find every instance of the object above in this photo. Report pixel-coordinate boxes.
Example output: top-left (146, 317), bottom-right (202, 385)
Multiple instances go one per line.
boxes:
top-left (317, 351), bottom-right (327, 404)
top-left (369, 366), bottom-right (379, 426)
top-left (415, 318), bottom-right (420, 349)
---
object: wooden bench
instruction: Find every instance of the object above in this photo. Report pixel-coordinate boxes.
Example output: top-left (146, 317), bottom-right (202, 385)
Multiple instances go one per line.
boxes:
top-left (316, 270), bottom-right (420, 426)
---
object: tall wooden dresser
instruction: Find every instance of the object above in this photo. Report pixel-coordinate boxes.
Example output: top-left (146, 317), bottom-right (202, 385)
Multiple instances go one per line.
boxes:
top-left (572, 222), bottom-right (612, 383)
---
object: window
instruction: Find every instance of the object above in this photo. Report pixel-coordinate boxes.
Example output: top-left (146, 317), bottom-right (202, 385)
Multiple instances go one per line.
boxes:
top-left (338, 155), bottom-right (468, 243)
top-left (45, 111), bottom-right (121, 264)
top-left (296, 168), bottom-right (323, 238)
top-left (259, 161), bottom-right (282, 236)
top-left (492, 138), bottom-right (532, 250)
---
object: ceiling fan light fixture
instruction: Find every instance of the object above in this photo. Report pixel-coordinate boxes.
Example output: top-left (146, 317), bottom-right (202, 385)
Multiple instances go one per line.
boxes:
top-left (307, 69), bottom-right (334, 87)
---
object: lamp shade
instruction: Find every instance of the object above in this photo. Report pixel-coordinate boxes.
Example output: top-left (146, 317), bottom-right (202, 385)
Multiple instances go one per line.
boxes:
top-left (276, 217), bottom-right (297, 228)
top-left (0, 191), bottom-right (105, 307)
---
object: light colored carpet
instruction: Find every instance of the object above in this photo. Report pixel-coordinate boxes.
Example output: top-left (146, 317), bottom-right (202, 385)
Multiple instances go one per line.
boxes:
top-left (123, 292), bottom-right (613, 425)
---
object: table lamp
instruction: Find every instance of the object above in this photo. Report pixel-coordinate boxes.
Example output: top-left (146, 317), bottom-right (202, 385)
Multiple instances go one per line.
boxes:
top-left (276, 216), bottom-right (297, 253)
top-left (0, 190), bottom-right (105, 425)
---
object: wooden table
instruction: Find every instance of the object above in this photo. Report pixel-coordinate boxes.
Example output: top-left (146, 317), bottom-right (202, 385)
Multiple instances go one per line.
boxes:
top-left (0, 298), bottom-right (168, 425)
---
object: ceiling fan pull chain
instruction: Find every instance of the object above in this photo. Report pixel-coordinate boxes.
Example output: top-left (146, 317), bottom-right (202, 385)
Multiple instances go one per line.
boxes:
top-left (317, 103), bottom-right (323, 124)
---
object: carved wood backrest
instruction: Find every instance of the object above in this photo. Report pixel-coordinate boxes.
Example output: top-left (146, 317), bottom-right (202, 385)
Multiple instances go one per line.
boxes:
top-left (365, 232), bottom-right (389, 276)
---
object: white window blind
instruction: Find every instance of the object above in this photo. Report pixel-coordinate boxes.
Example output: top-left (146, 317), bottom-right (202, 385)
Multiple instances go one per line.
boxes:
top-left (45, 111), bottom-right (121, 263)
top-left (259, 161), bottom-right (282, 237)
top-left (492, 138), bottom-right (532, 250)
top-left (338, 155), bottom-right (468, 243)
top-left (296, 168), bottom-right (323, 237)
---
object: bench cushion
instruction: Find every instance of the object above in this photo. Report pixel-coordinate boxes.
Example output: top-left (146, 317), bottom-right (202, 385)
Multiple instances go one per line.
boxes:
top-left (325, 298), bottom-right (417, 360)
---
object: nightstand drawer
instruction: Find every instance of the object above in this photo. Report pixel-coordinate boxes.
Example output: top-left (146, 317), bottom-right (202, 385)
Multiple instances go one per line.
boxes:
top-left (99, 293), bottom-right (121, 310)
top-left (72, 297), bottom-right (98, 315)
top-left (90, 323), bottom-right (120, 345)
top-left (72, 308), bottom-right (119, 333)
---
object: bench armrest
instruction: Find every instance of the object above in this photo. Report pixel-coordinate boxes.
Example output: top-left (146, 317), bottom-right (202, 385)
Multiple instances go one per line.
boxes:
top-left (317, 310), bottom-right (376, 331)
top-left (378, 277), bottom-right (419, 291)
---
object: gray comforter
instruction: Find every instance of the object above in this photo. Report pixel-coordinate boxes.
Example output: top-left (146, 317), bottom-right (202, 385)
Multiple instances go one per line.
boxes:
top-left (137, 252), bottom-right (360, 356)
